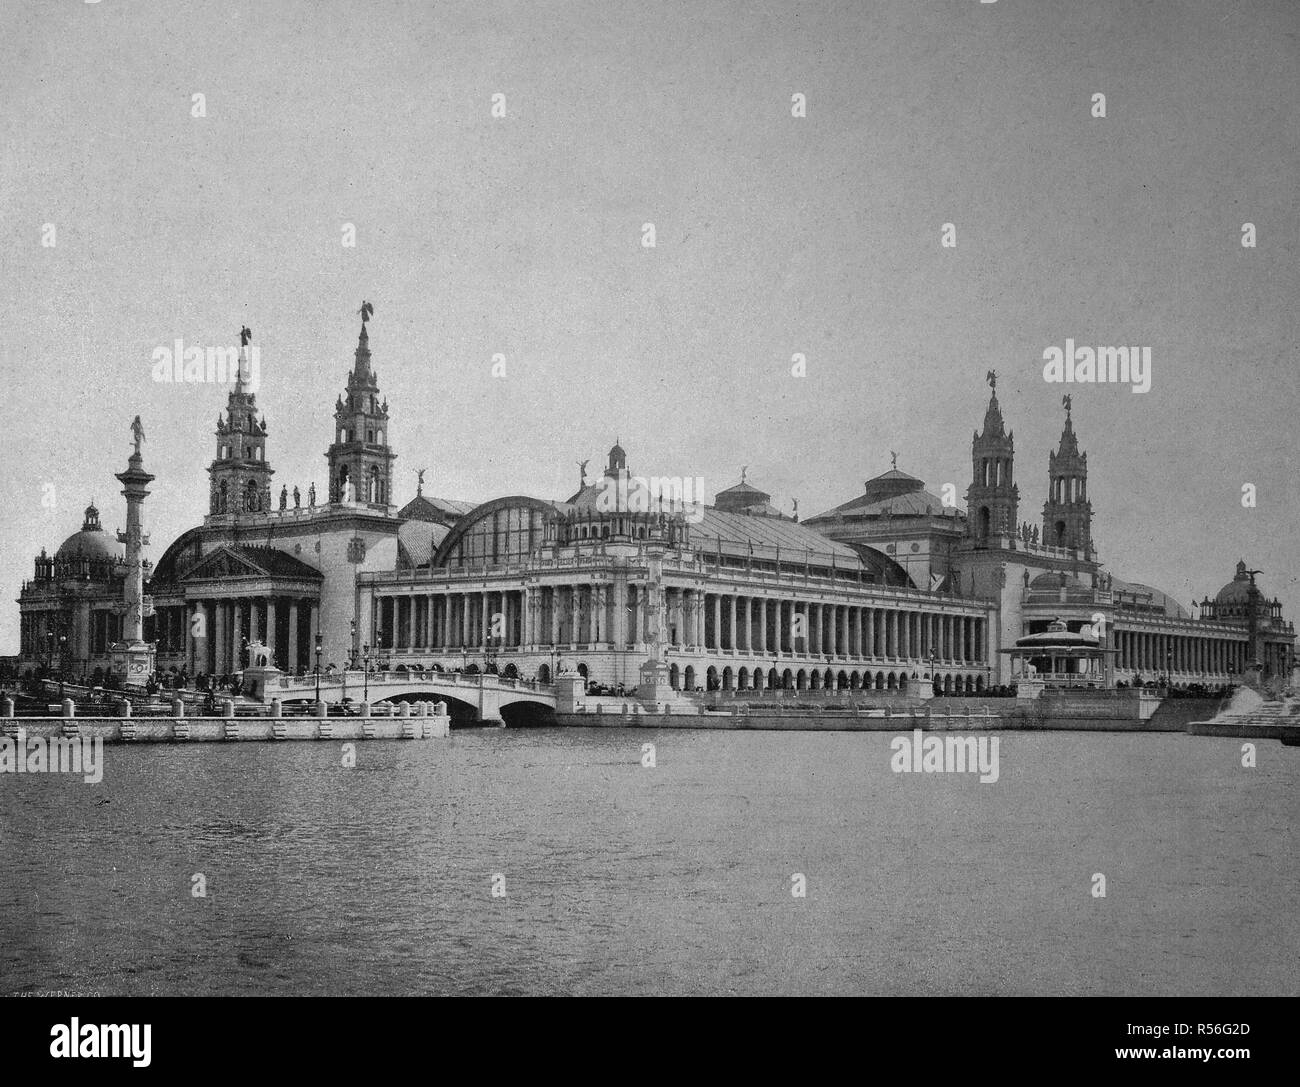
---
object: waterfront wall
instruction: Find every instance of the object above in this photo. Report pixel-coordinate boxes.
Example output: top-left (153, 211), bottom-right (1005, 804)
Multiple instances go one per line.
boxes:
top-left (0, 716), bottom-right (450, 743)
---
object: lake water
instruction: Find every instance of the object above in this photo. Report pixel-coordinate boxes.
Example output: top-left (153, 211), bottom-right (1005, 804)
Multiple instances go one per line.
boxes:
top-left (1, 728), bottom-right (1296, 996)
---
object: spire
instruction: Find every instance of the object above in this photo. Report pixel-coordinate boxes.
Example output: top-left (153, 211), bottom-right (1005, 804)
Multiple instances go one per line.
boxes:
top-left (353, 321), bottom-right (372, 383)
top-left (981, 389), bottom-right (1005, 438)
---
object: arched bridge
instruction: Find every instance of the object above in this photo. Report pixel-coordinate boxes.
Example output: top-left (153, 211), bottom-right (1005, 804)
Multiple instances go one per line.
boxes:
top-left (273, 670), bottom-right (556, 725)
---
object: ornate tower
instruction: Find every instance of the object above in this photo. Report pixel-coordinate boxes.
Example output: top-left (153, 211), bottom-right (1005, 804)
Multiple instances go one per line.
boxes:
top-left (207, 334), bottom-right (273, 516)
top-left (965, 371), bottom-right (1018, 544)
top-left (326, 306), bottom-right (396, 508)
top-left (1042, 395), bottom-right (1092, 554)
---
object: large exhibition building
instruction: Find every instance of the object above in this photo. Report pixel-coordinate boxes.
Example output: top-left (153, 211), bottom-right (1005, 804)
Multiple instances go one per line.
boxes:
top-left (15, 314), bottom-right (1294, 696)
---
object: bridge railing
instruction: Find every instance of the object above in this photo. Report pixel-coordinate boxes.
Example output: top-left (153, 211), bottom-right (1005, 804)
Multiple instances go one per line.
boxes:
top-left (275, 670), bottom-right (554, 693)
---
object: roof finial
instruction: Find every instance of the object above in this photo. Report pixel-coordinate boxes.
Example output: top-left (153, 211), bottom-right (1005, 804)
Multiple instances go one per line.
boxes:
top-left (1062, 393), bottom-right (1072, 417)
top-left (986, 368), bottom-right (997, 390)
top-left (740, 465), bottom-right (747, 484)
top-left (890, 450), bottom-right (898, 471)
top-left (416, 468), bottom-right (425, 497)
top-left (359, 300), bottom-right (373, 324)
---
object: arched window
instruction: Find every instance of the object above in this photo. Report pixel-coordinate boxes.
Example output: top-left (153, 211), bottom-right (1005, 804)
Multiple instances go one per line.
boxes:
top-left (245, 479), bottom-right (260, 511)
top-left (218, 480), bottom-right (228, 513)
top-left (369, 465), bottom-right (380, 502)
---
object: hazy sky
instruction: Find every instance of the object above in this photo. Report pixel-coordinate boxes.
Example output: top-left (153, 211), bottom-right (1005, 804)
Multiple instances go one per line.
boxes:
top-left (1, 0), bottom-right (1297, 651)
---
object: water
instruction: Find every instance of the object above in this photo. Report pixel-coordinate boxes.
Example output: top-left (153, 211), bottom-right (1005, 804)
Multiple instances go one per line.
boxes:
top-left (1, 729), bottom-right (1296, 996)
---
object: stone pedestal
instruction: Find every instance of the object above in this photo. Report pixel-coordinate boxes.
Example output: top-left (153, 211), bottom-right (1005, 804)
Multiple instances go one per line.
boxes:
top-left (637, 658), bottom-right (677, 704)
top-left (555, 674), bottom-right (587, 713)
top-left (1016, 677), bottom-right (1046, 700)
top-left (242, 664), bottom-right (283, 701)
top-left (110, 640), bottom-right (156, 689)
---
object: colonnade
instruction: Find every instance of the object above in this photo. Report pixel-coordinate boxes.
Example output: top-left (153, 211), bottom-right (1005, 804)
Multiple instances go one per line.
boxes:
top-left (1113, 628), bottom-right (1247, 677)
top-left (157, 597), bottom-right (319, 676)
top-left (373, 584), bottom-right (986, 665)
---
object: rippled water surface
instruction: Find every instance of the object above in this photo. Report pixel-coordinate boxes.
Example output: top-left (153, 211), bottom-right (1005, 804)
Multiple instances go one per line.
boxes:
top-left (1, 728), bottom-right (1296, 995)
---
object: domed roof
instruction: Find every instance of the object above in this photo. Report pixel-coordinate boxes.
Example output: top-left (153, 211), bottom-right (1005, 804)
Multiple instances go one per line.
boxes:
top-left (1014, 617), bottom-right (1099, 648)
top-left (1215, 560), bottom-right (1257, 604)
top-left (55, 503), bottom-right (121, 563)
top-left (1029, 570), bottom-right (1087, 590)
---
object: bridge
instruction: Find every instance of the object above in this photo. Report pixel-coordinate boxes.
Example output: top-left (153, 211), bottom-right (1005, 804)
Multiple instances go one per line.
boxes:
top-left (271, 670), bottom-right (557, 725)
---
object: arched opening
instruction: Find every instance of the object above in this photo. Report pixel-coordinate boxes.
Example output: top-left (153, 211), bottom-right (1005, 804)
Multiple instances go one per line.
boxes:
top-left (943, 675), bottom-right (953, 694)
top-left (874, 671), bottom-right (885, 690)
top-left (502, 662), bottom-right (519, 679)
top-left (536, 663), bottom-right (551, 684)
top-left (850, 671), bottom-right (861, 690)
top-left (737, 666), bottom-right (749, 690)
top-left (721, 666), bottom-right (733, 691)
top-left (809, 669), bottom-right (821, 691)
top-left (781, 668), bottom-right (794, 690)
top-left (683, 665), bottom-right (696, 691)
top-left (577, 662), bottom-right (588, 679)
top-left (1054, 520), bottom-right (1066, 545)
top-left (706, 666), bottom-right (719, 691)
top-left (899, 673), bottom-right (909, 691)
top-left (887, 672), bottom-right (897, 690)
top-left (975, 676), bottom-right (985, 691)
top-left (837, 670), bottom-right (849, 690)
top-left (977, 506), bottom-right (990, 542)
top-left (669, 663), bottom-right (680, 689)
top-left (753, 668), bottom-right (765, 692)
top-left (768, 667), bottom-right (780, 689)
top-left (245, 479), bottom-right (260, 512)
top-left (500, 699), bottom-right (556, 727)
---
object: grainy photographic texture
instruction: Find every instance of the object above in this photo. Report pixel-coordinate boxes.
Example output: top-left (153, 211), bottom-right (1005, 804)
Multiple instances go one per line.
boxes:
top-left (0, 0), bottom-right (1297, 1012)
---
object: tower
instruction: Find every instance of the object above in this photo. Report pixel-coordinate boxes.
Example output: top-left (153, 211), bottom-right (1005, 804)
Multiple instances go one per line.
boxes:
top-left (1042, 395), bottom-right (1092, 554)
top-left (326, 309), bottom-right (396, 508)
top-left (965, 371), bottom-right (1018, 545)
top-left (207, 336), bottom-right (273, 516)
top-left (111, 416), bottom-right (156, 686)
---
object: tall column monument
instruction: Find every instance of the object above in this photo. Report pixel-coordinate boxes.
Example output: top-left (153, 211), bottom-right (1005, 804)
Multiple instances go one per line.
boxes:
top-left (110, 415), bottom-right (157, 687)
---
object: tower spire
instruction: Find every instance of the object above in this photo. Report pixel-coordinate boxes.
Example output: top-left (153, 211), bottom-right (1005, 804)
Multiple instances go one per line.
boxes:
top-left (1043, 397), bottom-right (1091, 554)
top-left (327, 302), bottom-right (395, 507)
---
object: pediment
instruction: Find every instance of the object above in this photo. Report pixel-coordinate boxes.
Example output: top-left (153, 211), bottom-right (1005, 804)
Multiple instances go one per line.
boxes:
top-left (182, 546), bottom-right (270, 582)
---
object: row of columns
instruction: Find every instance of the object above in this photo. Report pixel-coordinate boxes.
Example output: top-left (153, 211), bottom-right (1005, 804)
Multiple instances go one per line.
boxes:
top-left (161, 598), bottom-right (319, 676)
top-left (372, 585), bottom-right (984, 664)
top-left (1114, 629), bottom-right (1245, 676)
top-left (692, 592), bottom-right (982, 663)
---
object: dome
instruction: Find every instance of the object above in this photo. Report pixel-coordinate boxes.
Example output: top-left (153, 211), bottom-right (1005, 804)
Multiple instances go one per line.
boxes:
top-left (1029, 571), bottom-right (1086, 591)
top-left (1014, 617), bottom-right (1099, 648)
top-left (55, 503), bottom-right (121, 563)
top-left (1215, 560), bottom-right (1256, 605)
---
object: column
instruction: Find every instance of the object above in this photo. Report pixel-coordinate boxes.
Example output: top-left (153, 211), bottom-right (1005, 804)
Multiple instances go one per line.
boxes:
top-left (230, 600), bottom-right (242, 673)
top-left (287, 599), bottom-right (299, 673)
top-left (266, 597), bottom-right (278, 668)
top-left (308, 601), bottom-right (319, 668)
top-left (214, 600), bottom-right (227, 675)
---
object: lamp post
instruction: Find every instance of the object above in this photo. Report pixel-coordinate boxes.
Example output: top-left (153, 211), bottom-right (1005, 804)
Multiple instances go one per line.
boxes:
top-left (314, 632), bottom-right (323, 704)
top-left (349, 619), bottom-right (357, 670)
top-left (363, 643), bottom-right (370, 702)
top-left (58, 633), bottom-right (67, 699)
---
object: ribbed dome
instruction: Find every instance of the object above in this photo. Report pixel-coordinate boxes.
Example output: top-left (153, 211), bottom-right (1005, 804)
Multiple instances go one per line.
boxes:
top-left (1215, 560), bottom-right (1256, 604)
top-left (55, 503), bottom-right (121, 563)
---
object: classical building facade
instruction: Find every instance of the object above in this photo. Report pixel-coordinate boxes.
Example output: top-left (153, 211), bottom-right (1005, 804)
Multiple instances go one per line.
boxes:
top-left (14, 316), bottom-right (1294, 696)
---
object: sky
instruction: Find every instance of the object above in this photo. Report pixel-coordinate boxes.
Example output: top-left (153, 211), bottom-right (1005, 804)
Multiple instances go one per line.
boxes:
top-left (0, 0), bottom-right (1297, 651)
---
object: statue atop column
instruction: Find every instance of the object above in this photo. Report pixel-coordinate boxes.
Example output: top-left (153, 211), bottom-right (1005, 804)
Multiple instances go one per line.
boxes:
top-left (308, 483), bottom-right (315, 507)
top-left (130, 415), bottom-right (145, 457)
top-left (279, 485), bottom-right (288, 510)
top-left (293, 485), bottom-right (301, 508)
